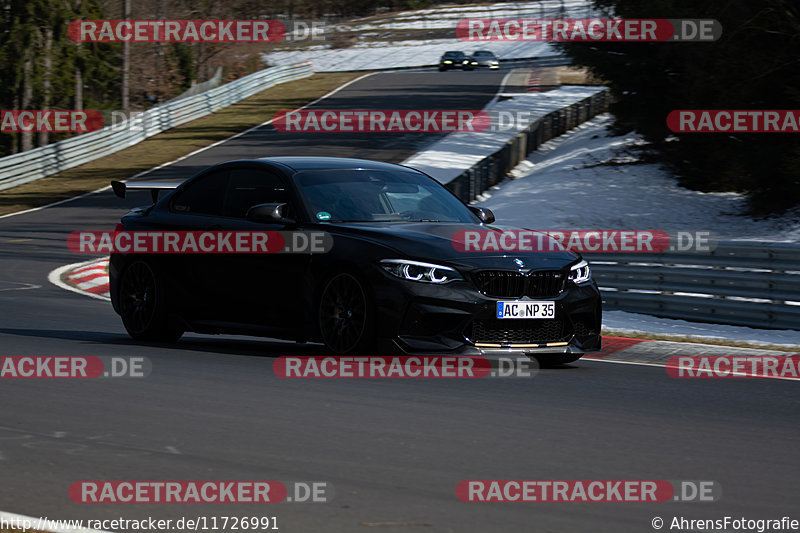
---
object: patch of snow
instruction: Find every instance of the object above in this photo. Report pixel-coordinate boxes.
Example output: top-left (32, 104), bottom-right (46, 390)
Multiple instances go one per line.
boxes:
top-left (265, 38), bottom-right (560, 71)
top-left (263, 0), bottom-right (600, 71)
top-left (603, 310), bottom-right (800, 349)
top-left (405, 102), bottom-right (800, 343)
top-left (477, 113), bottom-right (800, 242)
top-left (403, 86), bottom-right (606, 184)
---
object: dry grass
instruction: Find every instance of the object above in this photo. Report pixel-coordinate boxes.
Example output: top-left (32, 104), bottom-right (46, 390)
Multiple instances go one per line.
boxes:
top-left (0, 72), bottom-right (361, 217)
top-left (557, 66), bottom-right (605, 85)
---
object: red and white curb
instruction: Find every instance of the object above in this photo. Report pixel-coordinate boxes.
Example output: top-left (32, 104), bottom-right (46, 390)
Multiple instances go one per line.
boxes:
top-left (48, 257), bottom-right (110, 301)
top-left (526, 67), bottom-right (542, 92)
top-left (585, 336), bottom-right (797, 362)
top-left (45, 259), bottom-right (799, 374)
top-left (584, 336), bottom-right (800, 380)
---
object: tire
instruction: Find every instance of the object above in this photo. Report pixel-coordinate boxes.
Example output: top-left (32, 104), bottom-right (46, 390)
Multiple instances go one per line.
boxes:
top-left (534, 353), bottom-right (583, 368)
top-left (318, 272), bottom-right (375, 354)
top-left (118, 260), bottom-right (183, 342)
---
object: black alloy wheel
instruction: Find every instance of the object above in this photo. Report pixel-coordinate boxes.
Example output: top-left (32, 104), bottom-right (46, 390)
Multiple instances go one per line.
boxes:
top-left (319, 273), bottom-right (373, 354)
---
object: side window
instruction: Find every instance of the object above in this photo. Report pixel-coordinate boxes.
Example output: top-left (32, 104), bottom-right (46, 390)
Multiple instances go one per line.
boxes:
top-left (222, 168), bottom-right (293, 219)
top-left (385, 188), bottom-right (431, 213)
top-left (171, 170), bottom-right (229, 216)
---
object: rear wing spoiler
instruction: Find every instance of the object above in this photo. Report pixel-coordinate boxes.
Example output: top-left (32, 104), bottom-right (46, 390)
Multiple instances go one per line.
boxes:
top-left (111, 180), bottom-right (181, 203)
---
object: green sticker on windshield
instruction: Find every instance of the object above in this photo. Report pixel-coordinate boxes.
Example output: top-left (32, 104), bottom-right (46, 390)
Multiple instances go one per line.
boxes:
top-left (316, 211), bottom-right (331, 220)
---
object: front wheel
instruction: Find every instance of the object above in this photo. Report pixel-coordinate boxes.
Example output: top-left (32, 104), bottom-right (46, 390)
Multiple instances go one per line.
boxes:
top-left (318, 272), bottom-right (374, 354)
top-left (119, 260), bottom-right (183, 342)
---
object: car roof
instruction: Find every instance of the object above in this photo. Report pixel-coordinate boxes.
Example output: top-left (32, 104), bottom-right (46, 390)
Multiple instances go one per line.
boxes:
top-left (249, 156), bottom-right (419, 174)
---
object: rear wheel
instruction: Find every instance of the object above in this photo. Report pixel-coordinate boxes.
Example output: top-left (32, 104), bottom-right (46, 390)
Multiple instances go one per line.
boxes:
top-left (318, 273), bottom-right (374, 354)
top-left (119, 260), bottom-right (183, 342)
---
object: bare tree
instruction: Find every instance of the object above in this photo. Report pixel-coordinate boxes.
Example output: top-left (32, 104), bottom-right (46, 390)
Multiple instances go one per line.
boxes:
top-left (20, 49), bottom-right (33, 152)
top-left (38, 26), bottom-right (53, 146)
top-left (72, 0), bottom-right (84, 110)
top-left (121, 0), bottom-right (130, 112)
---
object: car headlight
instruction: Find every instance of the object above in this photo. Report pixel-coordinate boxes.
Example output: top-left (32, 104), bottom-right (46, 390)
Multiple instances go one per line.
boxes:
top-left (569, 260), bottom-right (592, 284)
top-left (379, 259), bottom-right (463, 284)
top-left (444, 60), bottom-right (452, 64)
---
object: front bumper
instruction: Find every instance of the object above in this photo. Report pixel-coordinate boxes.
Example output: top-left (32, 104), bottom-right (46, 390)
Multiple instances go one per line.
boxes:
top-left (440, 62), bottom-right (470, 70)
top-left (372, 273), bottom-right (602, 356)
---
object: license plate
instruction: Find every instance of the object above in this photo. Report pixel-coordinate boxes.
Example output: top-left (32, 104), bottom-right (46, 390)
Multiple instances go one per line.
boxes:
top-left (496, 301), bottom-right (555, 319)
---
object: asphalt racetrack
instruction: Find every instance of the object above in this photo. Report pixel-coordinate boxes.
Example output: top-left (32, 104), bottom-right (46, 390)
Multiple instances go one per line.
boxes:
top-left (1, 70), bottom-right (799, 532)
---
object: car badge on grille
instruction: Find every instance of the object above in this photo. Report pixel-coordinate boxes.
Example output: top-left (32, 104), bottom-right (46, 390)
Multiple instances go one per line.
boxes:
top-left (514, 258), bottom-right (524, 268)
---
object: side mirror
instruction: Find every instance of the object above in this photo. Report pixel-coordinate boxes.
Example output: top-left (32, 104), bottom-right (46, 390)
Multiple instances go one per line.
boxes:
top-left (469, 206), bottom-right (495, 224)
top-left (246, 203), bottom-right (295, 225)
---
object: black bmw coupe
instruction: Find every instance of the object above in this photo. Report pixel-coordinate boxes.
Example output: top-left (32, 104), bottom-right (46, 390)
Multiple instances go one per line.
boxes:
top-left (109, 157), bottom-right (601, 364)
top-left (438, 51), bottom-right (473, 71)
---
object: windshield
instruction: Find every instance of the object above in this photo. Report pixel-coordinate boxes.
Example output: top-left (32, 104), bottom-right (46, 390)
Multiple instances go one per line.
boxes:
top-left (474, 51), bottom-right (494, 57)
top-left (293, 169), bottom-right (478, 223)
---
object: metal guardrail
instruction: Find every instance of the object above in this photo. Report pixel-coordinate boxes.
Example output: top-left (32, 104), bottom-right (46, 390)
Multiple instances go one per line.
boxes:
top-left (314, 55), bottom-right (573, 73)
top-left (168, 67), bottom-right (224, 102)
top-left (499, 55), bottom-right (573, 69)
top-left (0, 62), bottom-right (313, 191)
top-left (585, 243), bottom-right (800, 330)
top-left (442, 88), bottom-right (799, 330)
top-left (445, 87), bottom-right (610, 202)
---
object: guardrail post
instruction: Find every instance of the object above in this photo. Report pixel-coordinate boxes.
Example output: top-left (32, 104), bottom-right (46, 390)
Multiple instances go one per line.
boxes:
top-left (585, 241), bottom-right (800, 330)
top-left (468, 171), bottom-right (474, 201)
top-left (0, 63), bottom-right (313, 191)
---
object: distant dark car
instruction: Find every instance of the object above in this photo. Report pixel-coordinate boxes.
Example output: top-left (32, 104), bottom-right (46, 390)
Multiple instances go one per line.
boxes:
top-left (470, 50), bottom-right (499, 69)
top-left (109, 157), bottom-right (601, 364)
top-left (439, 51), bottom-right (472, 71)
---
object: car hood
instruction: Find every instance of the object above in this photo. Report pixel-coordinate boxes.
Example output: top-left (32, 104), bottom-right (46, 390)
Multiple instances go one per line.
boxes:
top-left (323, 222), bottom-right (579, 271)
